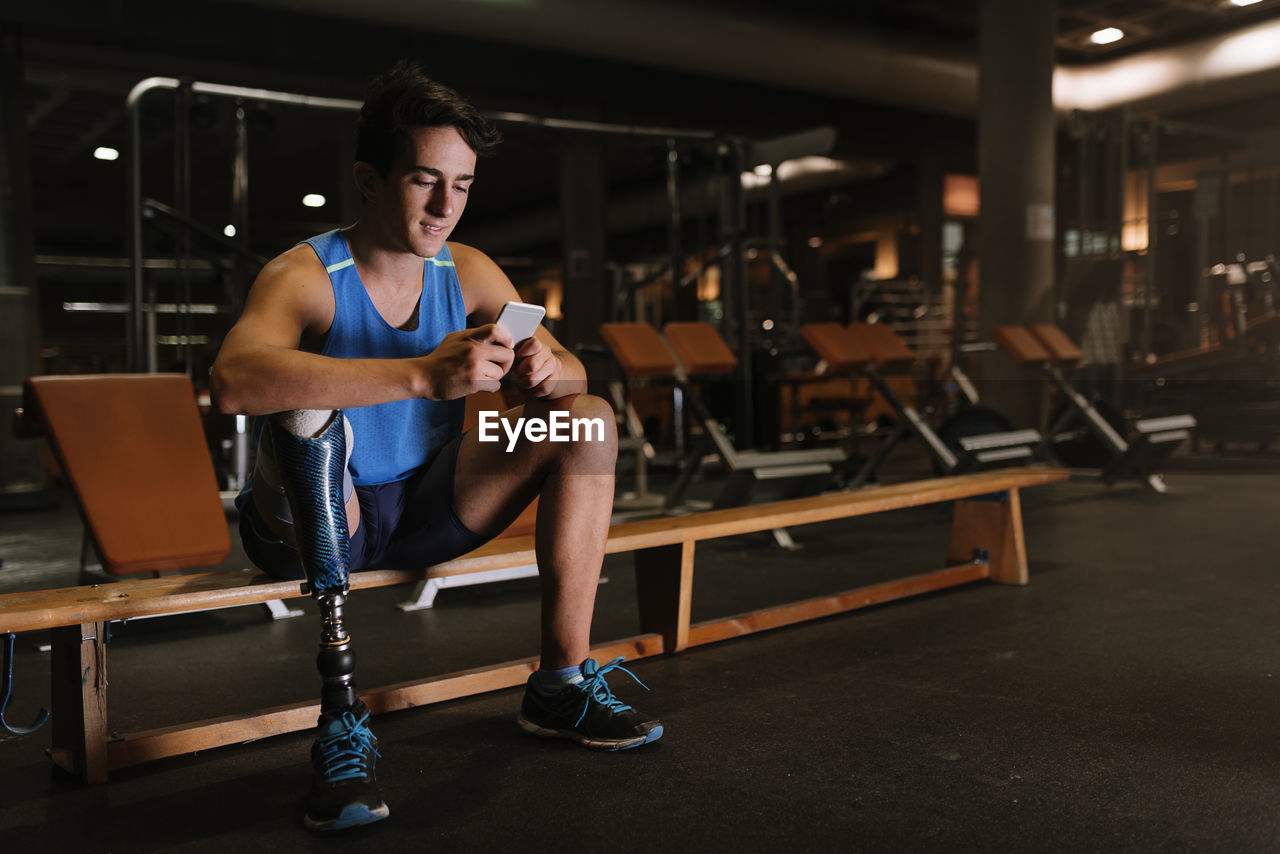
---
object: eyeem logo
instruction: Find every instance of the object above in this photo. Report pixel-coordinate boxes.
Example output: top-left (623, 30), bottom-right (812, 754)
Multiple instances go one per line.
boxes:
top-left (477, 410), bottom-right (606, 452)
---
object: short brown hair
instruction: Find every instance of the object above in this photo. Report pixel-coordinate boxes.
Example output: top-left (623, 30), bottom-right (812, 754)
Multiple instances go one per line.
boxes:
top-left (355, 61), bottom-right (502, 176)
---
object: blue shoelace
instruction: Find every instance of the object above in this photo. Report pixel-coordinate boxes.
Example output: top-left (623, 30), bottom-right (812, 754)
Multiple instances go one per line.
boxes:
top-left (571, 657), bottom-right (650, 727)
top-left (317, 710), bottom-right (380, 783)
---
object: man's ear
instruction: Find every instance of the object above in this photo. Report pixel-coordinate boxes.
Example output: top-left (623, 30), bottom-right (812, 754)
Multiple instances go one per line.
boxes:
top-left (353, 161), bottom-right (381, 203)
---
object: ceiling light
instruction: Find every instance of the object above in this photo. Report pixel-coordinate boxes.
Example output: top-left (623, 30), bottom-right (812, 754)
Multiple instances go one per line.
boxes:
top-left (223, 224), bottom-right (237, 238)
top-left (302, 194), bottom-right (326, 208)
top-left (1090, 27), bottom-right (1125, 45)
top-left (93, 147), bottom-right (119, 161)
top-left (1230, 0), bottom-right (1263, 6)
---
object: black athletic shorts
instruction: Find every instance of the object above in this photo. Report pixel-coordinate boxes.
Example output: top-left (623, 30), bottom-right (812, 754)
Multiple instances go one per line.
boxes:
top-left (236, 432), bottom-right (488, 581)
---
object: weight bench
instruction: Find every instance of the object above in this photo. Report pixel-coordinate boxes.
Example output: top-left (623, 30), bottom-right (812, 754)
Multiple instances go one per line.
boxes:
top-left (992, 324), bottom-right (1195, 493)
top-left (0, 464), bottom-right (1067, 782)
top-left (800, 323), bottom-right (1042, 487)
top-left (11, 373), bottom-right (303, 620)
top-left (600, 322), bottom-right (845, 548)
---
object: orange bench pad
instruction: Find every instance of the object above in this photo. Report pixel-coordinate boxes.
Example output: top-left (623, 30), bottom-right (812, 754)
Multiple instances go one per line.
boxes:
top-left (991, 325), bottom-right (1051, 366)
top-left (600, 323), bottom-right (678, 378)
top-left (1027, 324), bottom-right (1084, 365)
top-left (799, 323), bottom-right (874, 373)
top-left (846, 322), bottom-right (916, 371)
top-left (661, 322), bottom-right (738, 375)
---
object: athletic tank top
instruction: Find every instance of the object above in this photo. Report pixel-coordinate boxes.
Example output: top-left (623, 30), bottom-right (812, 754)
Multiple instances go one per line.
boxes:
top-left (306, 229), bottom-right (466, 485)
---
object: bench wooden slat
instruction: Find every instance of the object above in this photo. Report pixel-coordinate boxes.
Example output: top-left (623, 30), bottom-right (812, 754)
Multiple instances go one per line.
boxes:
top-left (103, 634), bottom-right (665, 772)
top-left (685, 560), bottom-right (993, 648)
top-left (0, 467), bottom-right (1067, 635)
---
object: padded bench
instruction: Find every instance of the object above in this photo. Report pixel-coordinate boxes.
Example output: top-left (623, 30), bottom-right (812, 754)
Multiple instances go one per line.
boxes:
top-left (0, 463), bottom-right (1067, 783)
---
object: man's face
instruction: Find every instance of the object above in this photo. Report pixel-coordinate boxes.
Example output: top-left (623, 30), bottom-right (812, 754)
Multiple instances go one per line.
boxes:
top-left (376, 125), bottom-right (477, 258)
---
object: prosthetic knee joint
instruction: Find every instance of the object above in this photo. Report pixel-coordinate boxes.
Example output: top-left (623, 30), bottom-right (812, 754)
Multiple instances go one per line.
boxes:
top-left (267, 410), bottom-right (359, 714)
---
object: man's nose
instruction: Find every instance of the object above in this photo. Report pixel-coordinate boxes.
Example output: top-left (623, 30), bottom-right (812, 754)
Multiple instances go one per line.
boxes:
top-left (427, 188), bottom-right (452, 217)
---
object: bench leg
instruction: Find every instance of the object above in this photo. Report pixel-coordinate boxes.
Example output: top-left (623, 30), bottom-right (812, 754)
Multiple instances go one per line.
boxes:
top-left (634, 541), bottom-right (694, 653)
top-left (947, 489), bottom-right (1028, 585)
top-left (49, 622), bottom-right (109, 783)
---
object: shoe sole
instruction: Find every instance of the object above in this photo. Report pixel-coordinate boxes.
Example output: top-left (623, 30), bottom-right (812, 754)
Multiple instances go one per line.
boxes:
top-left (304, 802), bottom-right (390, 832)
top-left (517, 715), bottom-right (664, 751)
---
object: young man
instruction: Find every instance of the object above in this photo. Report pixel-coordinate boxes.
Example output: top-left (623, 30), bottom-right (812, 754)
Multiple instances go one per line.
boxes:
top-left (210, 62), bottom-right (662, 832)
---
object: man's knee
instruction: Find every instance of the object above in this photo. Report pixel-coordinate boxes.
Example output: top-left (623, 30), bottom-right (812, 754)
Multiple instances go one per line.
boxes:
top-left (544, 393), bottom-right (617, 463)
top-left (566, 393), bottom-right (617, 446)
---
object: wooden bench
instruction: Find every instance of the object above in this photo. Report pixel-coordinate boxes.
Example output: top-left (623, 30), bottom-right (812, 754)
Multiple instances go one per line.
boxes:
top-left (0, 465), bottom-right (1066, 783)
top-left (4, 374), bottom-right (1067, 783)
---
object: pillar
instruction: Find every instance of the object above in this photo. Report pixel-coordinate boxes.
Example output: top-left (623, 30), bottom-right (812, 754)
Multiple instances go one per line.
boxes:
top-left (976, 0), bottom-right (1057, 424)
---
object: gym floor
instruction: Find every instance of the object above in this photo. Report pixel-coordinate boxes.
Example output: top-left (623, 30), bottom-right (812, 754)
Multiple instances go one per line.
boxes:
top-left (1, 448), bottom-right (1278, 852)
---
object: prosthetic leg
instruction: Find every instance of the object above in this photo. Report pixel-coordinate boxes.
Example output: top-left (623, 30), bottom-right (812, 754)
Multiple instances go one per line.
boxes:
top-left (266, 409), bottom-right (389, 831)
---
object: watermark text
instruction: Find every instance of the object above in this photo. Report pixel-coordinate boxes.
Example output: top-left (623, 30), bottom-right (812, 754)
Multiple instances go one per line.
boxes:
top-left (477, 410), bottom-right (606, 452)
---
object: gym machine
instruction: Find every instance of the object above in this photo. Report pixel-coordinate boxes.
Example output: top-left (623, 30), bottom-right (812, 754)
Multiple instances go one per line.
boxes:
top-left (991, 325), bottom-right (1194, 492)
top-left (600, 321), bottom-right (844, 548)
top-left (800, 322), bottom-right (1041, 487)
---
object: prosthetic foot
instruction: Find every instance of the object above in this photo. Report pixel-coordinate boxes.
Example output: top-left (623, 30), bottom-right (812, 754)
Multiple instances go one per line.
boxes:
top-left (268, 410), bottom-right (389, 831)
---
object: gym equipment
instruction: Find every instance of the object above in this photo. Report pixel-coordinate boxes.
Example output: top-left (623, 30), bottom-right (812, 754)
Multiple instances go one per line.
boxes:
top-left (600, 321), bottom-right (845, 548)
top-left (14, 373), bottom-right (303, 619)
top-left (991, 324), bottom-right (1195, 492)
top-left (800, 322), bottom-right (1041, 487)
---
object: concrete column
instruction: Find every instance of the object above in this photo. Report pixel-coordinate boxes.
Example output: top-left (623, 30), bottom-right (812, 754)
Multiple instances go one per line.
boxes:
top-left (0, 24), bottom-right (47, 503)
top-left (558, 140), bottom-right (607, 353)
top-left (977, 0), bottom-right (1057, 422)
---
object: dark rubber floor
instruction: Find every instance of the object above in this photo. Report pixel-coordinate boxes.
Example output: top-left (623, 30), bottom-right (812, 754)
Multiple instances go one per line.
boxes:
top-left (1, 450), bottom-right (1278, 851)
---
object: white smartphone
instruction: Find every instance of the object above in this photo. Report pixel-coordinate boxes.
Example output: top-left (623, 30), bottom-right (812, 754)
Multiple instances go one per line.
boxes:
top-left (495, 301), bottom-right (546, 347)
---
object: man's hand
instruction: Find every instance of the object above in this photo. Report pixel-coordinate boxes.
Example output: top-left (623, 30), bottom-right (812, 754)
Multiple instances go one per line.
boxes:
top-left (420, 324), bottom-right (516, 399)
top-left (511, 336), bottom-right (562, 398)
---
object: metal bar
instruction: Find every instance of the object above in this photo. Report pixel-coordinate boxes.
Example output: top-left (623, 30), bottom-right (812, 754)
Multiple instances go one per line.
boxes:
top-left (143, 200), bottom-right (269, 266)
top-left (176, 81), bottom-right (193, 376)
top-left (486, 110), bottom-right (717, 141)
top-left (1143, 120), bottom-right (1157, 359)
top-left (666, 138), bottom-right (687, 321)
top-left (864, 364), bottom-right (959, 470)
top-left (136, 78), bottom-right (724, 142)
top-left (63, 302), bottom-right (223, 314)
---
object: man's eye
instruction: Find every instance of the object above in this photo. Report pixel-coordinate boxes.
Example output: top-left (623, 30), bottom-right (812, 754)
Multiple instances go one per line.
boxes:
top-left (455, 185), bottom-right (470, 194)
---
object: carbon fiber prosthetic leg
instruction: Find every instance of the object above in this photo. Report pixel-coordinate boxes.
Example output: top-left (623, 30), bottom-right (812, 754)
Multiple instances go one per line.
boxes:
top-left (266, 410), bottom-right (357, 713)
top-left (269, 410), bottom-right (387, 830)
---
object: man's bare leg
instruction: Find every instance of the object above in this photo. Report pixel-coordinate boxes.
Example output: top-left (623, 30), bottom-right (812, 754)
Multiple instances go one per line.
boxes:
top-left (452, 393), bottom-right (663, 749)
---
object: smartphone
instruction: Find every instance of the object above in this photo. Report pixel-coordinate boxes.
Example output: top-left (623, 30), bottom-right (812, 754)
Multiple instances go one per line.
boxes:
top-left (495, 301), bottom-right (546, 347)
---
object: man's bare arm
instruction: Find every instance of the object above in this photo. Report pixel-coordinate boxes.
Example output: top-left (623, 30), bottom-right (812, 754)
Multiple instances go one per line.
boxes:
top-left (210, 246), bottom-right (513, 416)
top-left (452, 243), bottom-right (588, 400)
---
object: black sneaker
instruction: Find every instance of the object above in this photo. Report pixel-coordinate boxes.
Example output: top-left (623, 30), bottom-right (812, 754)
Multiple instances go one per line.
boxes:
top-left (517, 657), bottom-right (664, 751)
top-left (304, 703), bottom-right (390, 831)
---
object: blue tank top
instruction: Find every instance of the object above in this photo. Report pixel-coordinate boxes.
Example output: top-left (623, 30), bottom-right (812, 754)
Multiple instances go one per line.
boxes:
top-left (306, 229), bottom-right (466, 485)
